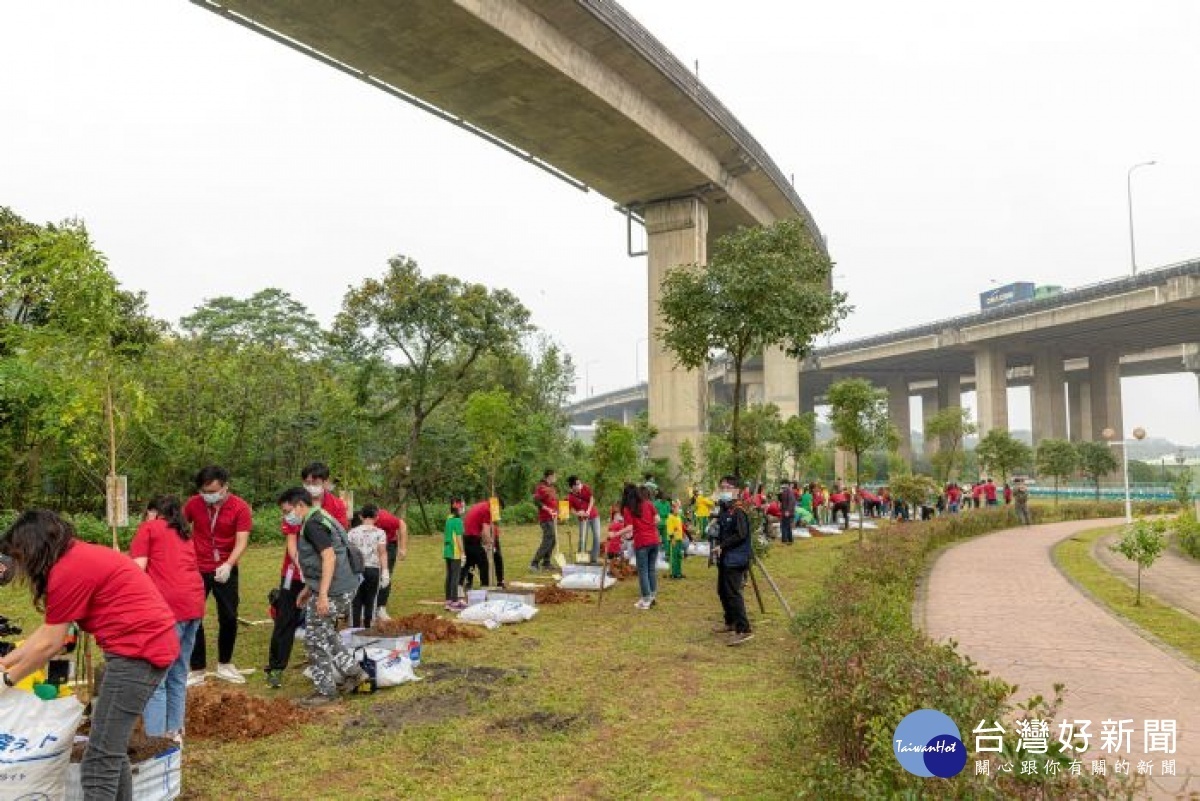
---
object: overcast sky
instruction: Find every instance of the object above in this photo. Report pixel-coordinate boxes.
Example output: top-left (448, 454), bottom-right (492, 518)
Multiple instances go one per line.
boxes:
top-left (2, 1), bottom-right (1198, 444)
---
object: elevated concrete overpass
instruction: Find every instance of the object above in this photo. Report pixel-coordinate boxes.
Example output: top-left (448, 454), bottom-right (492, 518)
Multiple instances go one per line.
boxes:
top-left (190, 0), bottom-right (827, 458)
top-left (566, 261), bottom-right (1200, 461)
top-left (802, 260), bottom-right (1200, 458)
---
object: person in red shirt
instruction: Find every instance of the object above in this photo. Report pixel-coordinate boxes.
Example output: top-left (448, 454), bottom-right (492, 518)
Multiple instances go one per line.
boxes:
top-left (266, 462), bottom-right (349, 688)
top-left (605, 511), bottom-right (625, 561)
top-left (183, 464), bottom-right (253, 685)
top-left (567, 475), bottom-right (601, 564)
top-left (972, 482), bottom-right (985, 509)
top-left (1, 510), bottom-right (178, 799)
top-left (829, 489), bottom-right (851, 529)
top-left (373, 505), bottom-right (408, 620)
top-left (462, 499), bottom-right (505, 589)
top-left (1003, 482), bottom-right (1013, 505)
top-left (984, 478), bottom-right (999, 506)
top-left (616, 483), bottom-right (660, 609)
top-left (130, 495), bottom-right (206, 739)
top-left (529, 469), bottom-right (559, 571)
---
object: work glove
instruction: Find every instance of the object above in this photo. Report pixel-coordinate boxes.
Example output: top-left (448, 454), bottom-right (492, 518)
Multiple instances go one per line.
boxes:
top-left (380, 571), bottom-right (391, 589)
top-left (214, 563), bottom-right (233, 583)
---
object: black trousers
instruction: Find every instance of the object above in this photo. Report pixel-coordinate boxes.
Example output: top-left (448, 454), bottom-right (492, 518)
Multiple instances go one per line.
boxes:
top-left (266, 578), bottom-right (305, 672)
top-left (491, 538), bottom-right (505, 585)
top-left (444, 558), bottom-right (461, 602)
top-left (191, 567), bottom-right (239, 670)
top-left (780, 513), bottom-right (794, 543)
top-left (353, 567), bottom-right (380, 628)
top-left (462, 537), bottom-right (489, 589)
top-left (531, 520), bottom-right (556, 567)
top-left (717, 563), bottom-right (751, 634)
top-left (832, 502), bottom-right (851, 529)
top-left (376, 541), bottom-right (399, 610)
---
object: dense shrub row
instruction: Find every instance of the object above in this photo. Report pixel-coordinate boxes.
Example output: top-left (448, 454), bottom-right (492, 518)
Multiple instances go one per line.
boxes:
top-left (1174, 510), bottom-right (1200, 559)
top-left (790, 505), bottom-right (1141, 797)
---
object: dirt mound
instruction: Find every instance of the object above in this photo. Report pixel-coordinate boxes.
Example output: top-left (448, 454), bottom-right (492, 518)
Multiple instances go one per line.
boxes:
top-left (71, 730), bottom-right (177, 763)
top-left (607, 557), bottom-right (637, 580)
top-left (361, 613), bottom-right (480, 643)
top-left (535, 586), bottom-right (590, 605)
top-left (185, 685), bottom-right (313, 740)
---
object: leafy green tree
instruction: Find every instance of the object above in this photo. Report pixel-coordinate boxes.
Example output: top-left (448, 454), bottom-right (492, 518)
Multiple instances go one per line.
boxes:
top-left (676, 438), bottom-right (698, 492)
top-left (779, 412), bottom-right (817, 480)
top-left (658, 218), bottom-right (848, 476)
top-left (1075, 441), bottom-right (1119, 501)
top-left (1035, 438), bottom-right (1078, 504)
top-left (463, 389), bottom-right (518, 497)
top-left (889, 473), bottom-right (939, 514)
top-left (590, 419), bottom-right (639, 507)
top-left (332, 256), bottom-right (531, 504)
top-left (1109, 518), bottom-right (1168, 605)
top-left (1171, 470), bottom-right (1194, 507)
top-left (179, 288), bottom-right (323, 354)
top-left (707, 403), bottom-right (782, 487)
top-left (924, 407), bottom-right (976, 485)
top-left (827, 379), bottom-right (898, 541)
top-left (974, 428), bottom-right (1033, 484)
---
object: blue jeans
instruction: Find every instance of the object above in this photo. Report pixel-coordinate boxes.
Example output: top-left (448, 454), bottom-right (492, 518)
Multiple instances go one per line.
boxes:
top-left (577, 517), bottom-right (602, 562)
top-left (143, 618), bottom-right (200, 736)
top-left (634, 544), bottom-right (659, 599)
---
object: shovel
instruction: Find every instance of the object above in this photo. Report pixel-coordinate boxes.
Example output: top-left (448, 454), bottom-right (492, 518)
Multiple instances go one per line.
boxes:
top-left (597, 548), bottom-right (610, 608)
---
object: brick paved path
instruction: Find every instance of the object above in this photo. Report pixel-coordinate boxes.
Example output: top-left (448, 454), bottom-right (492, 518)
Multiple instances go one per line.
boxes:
top-left (1093, 532), bottom-right (1200, 619)
top-left (921, 519), bottom-right (1199, 797)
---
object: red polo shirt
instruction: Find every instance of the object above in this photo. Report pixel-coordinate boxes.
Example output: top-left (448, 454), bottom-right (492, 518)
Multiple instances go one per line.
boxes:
top-left (183, 493), bottom-right (253, 574)
top-left (622, 501), bottom-right (658, 549)
top-left (129, 518), bottom-right (206, 622)
top-left (375, 508), bottom-right (403, 544)
top-left (463, 501), bottom-right (495, 538)
top-left (568, 484), bottom-right (599, 520)
top-left (534, 481), bottom-right (558, 523)
top-left (46, 542), bottom-right (179, 668)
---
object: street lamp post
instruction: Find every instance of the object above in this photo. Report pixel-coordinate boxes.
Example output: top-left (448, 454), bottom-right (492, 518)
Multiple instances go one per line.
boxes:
top-left (634, 337), bottom-right (648, 384)
top-left (1102, 426), bottom-right (1147, 523)
top-left (583, 359), bottom-right (600, 398)
top-left (1127, 160), bottom-right (1156, 276)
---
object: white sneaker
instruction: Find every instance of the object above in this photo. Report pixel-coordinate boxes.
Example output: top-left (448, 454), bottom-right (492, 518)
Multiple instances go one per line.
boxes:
top-left (215, 663), bottom-right (247, 684)
top-left (186, 670), bottom-right (206, 687)
top-left (375, 608), bottom-right (390, 622)
top-left (634, 599), bottom-right (650, 610)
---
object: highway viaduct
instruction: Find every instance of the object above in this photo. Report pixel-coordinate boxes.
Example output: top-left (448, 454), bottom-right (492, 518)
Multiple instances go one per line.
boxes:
top-left (190, 0), bottom-right (828, 460)
top-left (567, 261), bottom-right (1200, 461)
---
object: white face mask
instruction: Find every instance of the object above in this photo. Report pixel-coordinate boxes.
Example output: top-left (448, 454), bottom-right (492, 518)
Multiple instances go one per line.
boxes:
top-left (717, 491), bottom-right (734, 503)
top-left (201, 491), bottom-right (224, 506)
top-left (283, 511), bottom-right (302, 526)
top-left (303, 483), bottom-right (325, 498)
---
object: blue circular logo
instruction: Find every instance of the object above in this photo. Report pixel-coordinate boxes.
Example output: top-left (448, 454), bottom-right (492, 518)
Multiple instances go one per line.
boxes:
top-left (893, 709), bottom-right (967, 778)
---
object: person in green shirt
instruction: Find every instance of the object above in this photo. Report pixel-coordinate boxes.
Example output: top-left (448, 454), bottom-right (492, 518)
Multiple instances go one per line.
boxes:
top-left (443, 499), bottom-right (465, 611)
top-left (652, 490), bottom-right (671, 551)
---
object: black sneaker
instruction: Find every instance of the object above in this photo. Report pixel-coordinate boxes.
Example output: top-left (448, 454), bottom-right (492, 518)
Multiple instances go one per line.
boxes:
top-left (528, 563), bottom-right (540, 573)
top-left (298, 692), bottom-right (339, 708)
top-left (265, 669), bottom-right (282, 689)
top-left (727, 631), bottom-right (755, 647)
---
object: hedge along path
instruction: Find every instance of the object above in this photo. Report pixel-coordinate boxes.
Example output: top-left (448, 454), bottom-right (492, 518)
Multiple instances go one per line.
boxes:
top-left (1091, 531), bottom-right (1200, 620)
top-left (922, 519), bottom-right (1200, 798)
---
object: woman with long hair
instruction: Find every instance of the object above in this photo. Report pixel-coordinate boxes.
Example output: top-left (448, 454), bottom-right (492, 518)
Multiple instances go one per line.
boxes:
top-left (130, 495), bottom-right (205, 740)
top-left (616, 483), bottom-right (660, 609)
top-left (0, 510), bottom-right (178, 800)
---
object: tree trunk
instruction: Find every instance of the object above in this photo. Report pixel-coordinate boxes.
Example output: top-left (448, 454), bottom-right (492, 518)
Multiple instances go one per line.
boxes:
top-left (856, 449), bottom-right (864, 544)
top-left (732, 358), bottom-right (744, 479)
top-left (1094, 479), bottom-right (1100, 502)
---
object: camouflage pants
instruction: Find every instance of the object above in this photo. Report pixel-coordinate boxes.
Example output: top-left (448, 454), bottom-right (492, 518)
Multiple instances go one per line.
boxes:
top-left (304, 591), bottom-right (358, 697)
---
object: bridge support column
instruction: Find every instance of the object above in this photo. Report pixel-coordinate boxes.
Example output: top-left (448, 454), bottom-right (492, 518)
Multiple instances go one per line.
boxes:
top-left (887, 378), bottom-right (912, 464)
top-left (1067, 378), bottom-right (1092, 442)
top-left (646, 198), bottom-right (708, 462)
top-left (1185, 344), bottom-right (1200, 413)
top-left (764, 346), bottom-right (800, 421)
top-left (974, 346), bottom-right (1009, 437)
top-left (920, 375), bottom-right (961, 456)
top-left (1031, 349), bottom-right (1067, 443)
top-left (1088, 349), bottom-right (1123, 441)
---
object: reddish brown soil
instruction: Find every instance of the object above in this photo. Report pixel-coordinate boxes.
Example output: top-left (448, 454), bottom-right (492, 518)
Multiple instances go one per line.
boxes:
top-left (71, 730), bottom-right (177, 763)
top-left (361, 613), bottom-right (480, 643)
top-left (607, 557), bottom-right (637, 580)
top-left (184, 685), bottom-right (313, 740)
top-left (534, 586), bottom-right (590, 605)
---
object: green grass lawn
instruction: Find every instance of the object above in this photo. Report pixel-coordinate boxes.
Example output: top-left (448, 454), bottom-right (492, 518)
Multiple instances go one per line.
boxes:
top-left (0, 526), bottom-right (852, 799)
top-left (1053, 526), bottom-right (1200, 664)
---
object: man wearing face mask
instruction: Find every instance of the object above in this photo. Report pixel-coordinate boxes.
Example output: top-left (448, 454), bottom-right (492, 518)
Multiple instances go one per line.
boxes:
top-left (265, 461), bottom-right (349, 689)
top-left (711, 475), bottom-right (754, 646)
top-left (183, 464), bottom-right (253, 684)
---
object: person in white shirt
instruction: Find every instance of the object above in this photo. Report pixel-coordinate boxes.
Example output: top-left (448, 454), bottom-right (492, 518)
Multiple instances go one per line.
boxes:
top-left (346, 505), bottom-right (389, 628)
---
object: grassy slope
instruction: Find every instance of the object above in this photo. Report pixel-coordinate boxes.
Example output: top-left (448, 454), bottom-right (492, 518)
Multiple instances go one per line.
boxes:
top-left (0, 526), bottom-right (850, 800)
top-left (1053, 526), bottom-right (1200, 663)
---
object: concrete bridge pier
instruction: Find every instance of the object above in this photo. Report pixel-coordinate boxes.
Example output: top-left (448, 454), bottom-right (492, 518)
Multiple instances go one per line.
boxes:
top-left (646, 198), bottom-right (709, 463)
top-left (1088, 348), bottom-right (1124, 440)
top-left (1032, 349), bottom-right (1067, 442)
top-left (888, 378), bottom-right (913, 464)
top-left (1067, 377), bottom-right (1092, 442)
top-left (974, 345), bottom-right (1010, 436)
